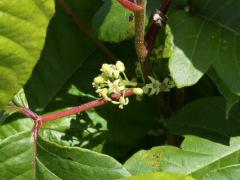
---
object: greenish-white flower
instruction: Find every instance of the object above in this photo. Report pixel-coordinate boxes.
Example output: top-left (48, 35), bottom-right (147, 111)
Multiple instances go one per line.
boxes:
top-left (96, 88), bottom-right (111, 101)
top-left (112, 96), bottom-right (129, 109)
top-left (108, 80), bottom-right (125, 94)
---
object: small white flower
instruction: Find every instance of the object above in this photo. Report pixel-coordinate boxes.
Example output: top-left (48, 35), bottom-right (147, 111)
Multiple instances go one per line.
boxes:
top-left (96, 88), bottom-right (111, 101)
top-left (112, 96), bottom-right (129, 109)
top-left (119, 96), bottom-right (129, 109)
top-left (108, 80), bottom-right (125, 94)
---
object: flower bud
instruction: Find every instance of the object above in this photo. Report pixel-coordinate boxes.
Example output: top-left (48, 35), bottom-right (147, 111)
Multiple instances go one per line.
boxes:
top-left (132, 88), bottom-right (143, 95)
top-left (113, 70), bottom-right (120, 79)
top-left (116, 61), bottom-right (125, 72)
top-left (94, 76), bottom-right (105, 84)
top-left (101, 64), bottom-right (110, 72)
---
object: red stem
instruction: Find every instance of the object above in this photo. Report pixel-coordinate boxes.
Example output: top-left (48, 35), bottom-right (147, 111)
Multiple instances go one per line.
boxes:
top-left (41, 90), bottom-right (134, 122)
top-left (117, 0), bottom-right (143, 12)
top-left (41, 99), bottom-right (107, 122)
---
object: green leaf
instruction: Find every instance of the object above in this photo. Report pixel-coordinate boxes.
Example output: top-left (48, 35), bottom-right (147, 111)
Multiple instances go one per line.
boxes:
top-left (0, 0), bottom-right (55, 108)
top-left (192, 0), bottom-right (240, 95)
top-left (92, 0), bottom-right (160, 42)
top-left (25, 0), bottom-right (102, 111)
top-left (0, 131), bottom-right (34, 179)
top-left (118, 172), bottom-right (195, 180)
top-left (208, 68), bottom-right (240, 119)
top-left (37, 138), bottom-right (131, 179)
top-left (12, 88), bottom-right (29, 108)
top-left (167, 0), bottom-right (240, 89)
top-left (124, 135), bottom-right (240, 179)
top-left (92, 0), bottom-right (135, 42)
top-left (202, 165), bottom-right (240, 180)
top-left (167, 11), bottom-right (220, 87)
top-left (167, 97), bottom-right (240, 144)
top-left (0, 118), bottom-right (131, 179)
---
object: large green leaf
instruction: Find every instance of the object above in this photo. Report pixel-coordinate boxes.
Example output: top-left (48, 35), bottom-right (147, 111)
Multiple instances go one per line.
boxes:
top-left (118, 172), bottom-right (194, 180)
top-left (194, 0), bottom-right (240, 95)
top-left (167, 97), bottom-right (240, 144)
top-left (124, 135), bottom-right (240, 179)
top-left (167, 0), bottom-right (240, 89)
top-left (0, 117), bottom-right (131, 179)
top-left (25, 0), bottom-right (102, 111)
top-left (0, 0), bottom-right (55, 108)
top-left (167, 11), bottom-right (220, 87)
top-left (37, 138), bottom-right (131, 179)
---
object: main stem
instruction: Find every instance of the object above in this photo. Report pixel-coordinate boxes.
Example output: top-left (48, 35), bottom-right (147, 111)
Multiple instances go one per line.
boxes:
top-left (134, 0), bottom-right (149, 82)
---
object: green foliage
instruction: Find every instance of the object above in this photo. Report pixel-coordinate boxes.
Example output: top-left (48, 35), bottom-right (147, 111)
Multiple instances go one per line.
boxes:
top-left (1, 0), bottom-right (240, 179)
top-left (124, 135), bottom-right (240, 179)
top-left (0, 0), bottom-right (54, 108)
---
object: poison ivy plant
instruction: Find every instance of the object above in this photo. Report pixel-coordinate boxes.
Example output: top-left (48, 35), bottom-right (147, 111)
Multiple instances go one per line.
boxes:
top-left (1, 0), bottom-right (240, 179)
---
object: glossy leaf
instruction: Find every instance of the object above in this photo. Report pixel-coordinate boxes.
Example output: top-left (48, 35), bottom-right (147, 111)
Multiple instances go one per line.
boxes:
top-left (0, 0), bottom-right (55, 108)
top-left (37, 138), bottom-right (131, 179)
top-left (0, 118), bottom-right (131, 179)
top-left (167, 11), bottom-right (220, 87)
top-left (124, 135), bottom-right (240, 179)
top-left (0, 131), bottom-right (34, 179)
top-left (167, 0), bottom-right (240, 89)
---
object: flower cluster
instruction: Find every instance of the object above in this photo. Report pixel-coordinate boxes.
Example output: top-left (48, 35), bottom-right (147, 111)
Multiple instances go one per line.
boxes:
top-left (93, 61), bottom-right (143, 109)
top-left (143, 76), bottom-right (175, 96)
